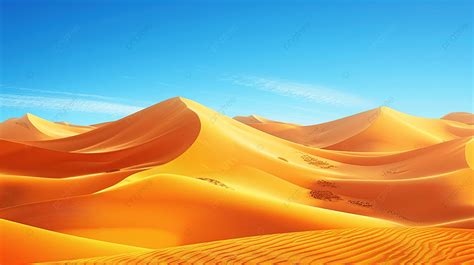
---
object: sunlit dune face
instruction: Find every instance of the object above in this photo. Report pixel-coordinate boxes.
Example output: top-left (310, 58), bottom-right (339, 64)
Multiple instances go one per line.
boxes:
top-left (1, 97), bottom-right (473, 264)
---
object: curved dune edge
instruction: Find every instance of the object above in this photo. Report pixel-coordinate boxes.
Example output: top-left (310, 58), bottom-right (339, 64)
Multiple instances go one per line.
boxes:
top-left (0, 219), bottom-right (148, 265)
top-left (45, 227), bottom-right (474, 264)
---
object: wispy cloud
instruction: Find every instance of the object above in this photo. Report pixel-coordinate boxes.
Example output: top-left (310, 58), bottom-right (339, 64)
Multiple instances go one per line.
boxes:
top-left (0, 94), bottom-right (143, 116)
top-left (5, 86), bottom-right (122, 101)
top-left (227, 75), bottom-right (370, 107)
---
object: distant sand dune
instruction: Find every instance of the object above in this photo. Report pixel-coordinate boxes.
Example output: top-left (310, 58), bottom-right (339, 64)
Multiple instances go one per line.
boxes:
top-left (0, 113), bottom-right (93, 141)
top-left (48, 228), bottom-right (474, 264)
top-left (236, 107), bottom-right (474, 152)
top-left (443, 112), bottom-right (474, 125)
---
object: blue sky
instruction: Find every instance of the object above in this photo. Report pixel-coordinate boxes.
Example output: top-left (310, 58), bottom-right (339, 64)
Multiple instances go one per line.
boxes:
top-left (1, 0), bottom-right (472, 125)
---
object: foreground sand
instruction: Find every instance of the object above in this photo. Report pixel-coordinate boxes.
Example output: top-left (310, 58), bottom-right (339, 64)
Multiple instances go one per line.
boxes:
top-left (0, 97), bottom-right (473, 264)
top-left (0, 219), bottom-right (147, 265)
top-left (47, 227), bottom-right (474, 264)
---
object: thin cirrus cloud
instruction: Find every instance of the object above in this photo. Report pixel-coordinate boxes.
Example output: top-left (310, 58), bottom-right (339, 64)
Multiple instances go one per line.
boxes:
top-left (0, 94), bottom-right (143, 116)
top-left (6, 86), bottom-right (124, 101)
top-left (228, 75), bottom-right (371, 107)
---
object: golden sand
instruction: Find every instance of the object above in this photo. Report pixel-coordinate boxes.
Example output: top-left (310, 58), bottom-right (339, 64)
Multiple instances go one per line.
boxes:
top-left (0, 97), bottom-right (472, 264)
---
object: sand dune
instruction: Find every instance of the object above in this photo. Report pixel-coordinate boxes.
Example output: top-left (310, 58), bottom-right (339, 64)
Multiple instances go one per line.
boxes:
top-left (0, 113), bottom-right (93, 141)
top-left (443, 112), bottom-right (474, 125)
top-left (48, 227), bottom-right (474, 264)
top-left (0, 98), bottom-right (200, 177)
top-left (1, 97), bottom-right (473, 264)
top-left (0, 173), bottom-right (397, 249)
top-left (26, 97), bottom-right (199, 153)
top-left (236, 107), bottom-right (474, 152)
top-left (113, 99), bottom-right (473, 226)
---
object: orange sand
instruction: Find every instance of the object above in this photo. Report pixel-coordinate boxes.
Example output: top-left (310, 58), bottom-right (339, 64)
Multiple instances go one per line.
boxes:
top-left (0, 219), bottom-right (147, 264)
top-left (49, 227), bottom-right (474, 264)
top-left (0, 97), bottom-right (472, 264)
top-left (443, 112), bottom-right (474, 125)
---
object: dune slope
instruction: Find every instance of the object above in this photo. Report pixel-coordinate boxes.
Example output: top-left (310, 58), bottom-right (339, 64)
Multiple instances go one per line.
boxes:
top-left (0, 174), bottom-right (397, 249)
top-left (0, 169), bottom-right (141, 209)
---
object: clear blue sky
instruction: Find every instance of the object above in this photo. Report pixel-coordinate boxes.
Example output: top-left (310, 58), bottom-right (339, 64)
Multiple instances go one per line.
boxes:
top-left (1, 0), bottom-right (472, 125)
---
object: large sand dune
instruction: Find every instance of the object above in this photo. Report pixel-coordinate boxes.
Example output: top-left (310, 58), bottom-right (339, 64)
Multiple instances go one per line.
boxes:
top-left (0, 97), bottom-right (472, 264)
top-left (0, 98), bottom-right (200, 177)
